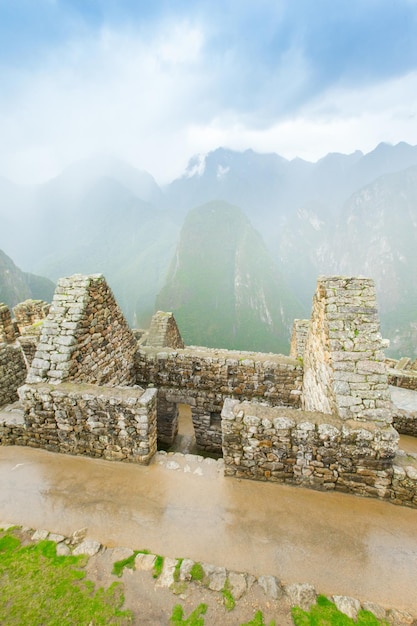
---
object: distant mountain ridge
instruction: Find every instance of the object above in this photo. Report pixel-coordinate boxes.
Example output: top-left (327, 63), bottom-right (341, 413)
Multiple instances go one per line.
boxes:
top-left (1, 142), bottom-right (417, 355)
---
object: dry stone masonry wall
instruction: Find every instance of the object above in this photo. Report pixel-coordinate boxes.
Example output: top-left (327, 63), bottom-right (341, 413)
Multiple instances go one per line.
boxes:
top-left (0, 303), bottom-right (16, 343)
top-left (0, 343), bottom-right (27, 406)
top-left (18, 382), bottom-right (157, 464)
top-left (222, 399), bottom-right (402, 501)
top-left (302, 277), bottom-right (391, 425)
top-left (13, 299), bottom-right (49, 335)
top-left (144, 311), bottom-right (184, 349)
top-left (27, 274), bottom-right (136, 386)
top-left (2, 272), bottom-right (417, 507)
top-left (289, 319), bottom-right (309, 360)
top-left (135, 344), bottom-right (303, 451)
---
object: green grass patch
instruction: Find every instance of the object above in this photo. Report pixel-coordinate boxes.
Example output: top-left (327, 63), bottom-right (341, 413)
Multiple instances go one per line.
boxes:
top-left (173, 557), bottom-right (183, 582)
top-left (222, 577), bottom-right (235, 611)
top-left (0, 529), bottom-right (132, 625)
top-left (291, 595), bottom-right (388, 626)
top-left (152, 554), bottom-right (164, 578)
top-left (170, 603), bottom-right (208, 625)
top-left (112, 550), bottom-right (141, 577)
top-left (190, 562), bottom-right (204, 582)
top-left (240, 610), bottom-right (276, 626)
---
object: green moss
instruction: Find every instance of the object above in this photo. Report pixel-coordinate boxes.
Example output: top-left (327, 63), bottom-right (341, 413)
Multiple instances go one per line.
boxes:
top-left (291, 594), bottom-right (388, 626)
top-left (169, 603), bottom-right (208, 625)
top-left (173, 557), bottom-right (183, 582)
top-left (112, 550), bottom-right (140, 577)
top-left (222, 578), bottom-right (235, 611)
top-left (0, 529), bottom-right (132, 624)
top-left (152, 554), bottom-right (164, 579)
top-left (190, 562), bottom-right (204, 582)
top-left (240, 610), bottom-right (276, 626)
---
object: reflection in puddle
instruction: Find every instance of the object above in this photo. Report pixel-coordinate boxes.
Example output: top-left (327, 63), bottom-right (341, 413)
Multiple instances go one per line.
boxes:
top-left (1, 444), bottom-right (417, 612)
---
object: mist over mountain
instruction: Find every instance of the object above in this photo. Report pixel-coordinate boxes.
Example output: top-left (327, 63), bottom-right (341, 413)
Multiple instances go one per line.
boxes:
top-left (156, 201), bottom-right (303, 352)
top-left (1, 142), bottom-right (417, 356)
top-left (0, 249), bottom-right (55, 308)
top-left (0, 158), bottom-right (178, 327)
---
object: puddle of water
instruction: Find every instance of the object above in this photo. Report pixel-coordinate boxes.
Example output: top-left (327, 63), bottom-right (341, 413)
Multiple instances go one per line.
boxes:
top-left (399, 434), bottom-right (417, 455)
top-left (1, 443), bottom-right (417, 612)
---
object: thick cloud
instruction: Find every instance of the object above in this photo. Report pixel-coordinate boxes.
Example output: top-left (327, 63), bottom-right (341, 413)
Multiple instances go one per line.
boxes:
top-left (0, 0), bottom-right (417, 183)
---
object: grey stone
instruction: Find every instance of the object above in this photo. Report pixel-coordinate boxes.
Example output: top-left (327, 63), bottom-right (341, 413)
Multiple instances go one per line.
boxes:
top-left (155, 557), bottom-right (177, 588)
top-left (228, 571), bottom-right (247, 600)
top-left (135, 553), bottom-right (156, 571)
top-left (56, 542), bottom-right (71, 556)
top-left (362, 601), bottom-right (386, 620)
top-left (258, 575), bottom-right (281, 600)
top-left (201, 563), bottom-right (227, 591)
top-left (179, 558), bottom-right (194, 581)
top-left (31, 529), bottom-right (49, 541)
top-left (48, 533), bottom-right (66, 543)
top-left (386, 608), bottom-right (415, 625)
top-left (73, 539), bottom-right (101, 556)
top-left (332, 595), bottom-right (361, 620)
top-left (284, 582), bottom-right (317, 610)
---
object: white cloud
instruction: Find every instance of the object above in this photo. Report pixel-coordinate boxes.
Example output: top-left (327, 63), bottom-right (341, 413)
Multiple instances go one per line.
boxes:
top-left (0, 21), bottom-right (208, 184)
top-left (186, 70), bottom-right (417, 163)
top-left (0, 14), bottom-right (416, 186)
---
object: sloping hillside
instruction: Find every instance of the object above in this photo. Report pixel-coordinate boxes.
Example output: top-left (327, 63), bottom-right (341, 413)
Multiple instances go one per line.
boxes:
top-left (156, 201), bottom-right (304, 353)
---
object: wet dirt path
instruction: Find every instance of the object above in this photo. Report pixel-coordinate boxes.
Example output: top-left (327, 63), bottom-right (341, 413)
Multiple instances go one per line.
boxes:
top-left (1, 445), bottom-right (417, 614)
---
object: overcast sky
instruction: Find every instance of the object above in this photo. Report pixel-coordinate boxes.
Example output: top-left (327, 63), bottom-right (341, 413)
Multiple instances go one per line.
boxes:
top-left (1, 0), bottom-right (417, 184)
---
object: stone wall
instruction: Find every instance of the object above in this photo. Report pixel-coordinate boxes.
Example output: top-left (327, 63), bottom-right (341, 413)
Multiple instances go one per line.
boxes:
top-left (135, 345), bottom-right (303, 451)
top-left (13, 299), bottom-right (49, 335)
top-left (0, 343), bottom-right (27, 406)
top-left (17, 382), bottom-right (157, 464)
top-left (0, 304), bottom-right (16, 343)
top-left (145, 311), bottom-right (184, 349)
top-left (18, 336), bottom-right (39, 367)
top-left (302, 277), bottom-right (391, 425)
top-left (388, 368), bottom-right (417, 391)
top-left (289, 319), bottom-right (309, 360)
top-left (221, 399), bottom-right (417, 505)
top-left (27, 274), bottom-right (136, 386)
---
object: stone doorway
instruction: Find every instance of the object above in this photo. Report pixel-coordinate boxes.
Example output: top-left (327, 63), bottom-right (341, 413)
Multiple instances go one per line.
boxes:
top-left (159, 404), bottom-right (197, 455)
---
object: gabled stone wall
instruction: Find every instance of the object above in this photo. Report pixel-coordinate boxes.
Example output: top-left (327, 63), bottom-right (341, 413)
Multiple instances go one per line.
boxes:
top-left (27, 274), bottom-right (136, 386)
top-left (145, 311), bottom-right (184, 349)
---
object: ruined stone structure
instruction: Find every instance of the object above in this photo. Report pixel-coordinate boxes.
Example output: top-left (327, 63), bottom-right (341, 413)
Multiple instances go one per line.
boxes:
top-left (27, 274), bottom-right (137, 386)
top-left (135, 346), bottom-right (302, 451)
top-left (1, 276), bottom-right (155, 464)
top-left (302, 277), bottom-right (391, 423)
top-left (0, 303), bottom-right (16, 343)
top-left (0, 303), bottom-right (27, 406)
top-left (143, 311), bottom-right (184, 349)
top-left (289, 319), bottom-right (309, 360)
top-left (13, 299), bottom-right (50, 335)
top-left (18, 382), bottom-right (156, 463)
top-left (1, 273), bottom-right (417, 507)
